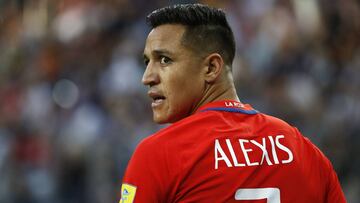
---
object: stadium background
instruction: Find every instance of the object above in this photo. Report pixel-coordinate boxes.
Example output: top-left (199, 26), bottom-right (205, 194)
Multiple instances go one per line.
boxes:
top-left (0, 0), bottom-right (359, 202)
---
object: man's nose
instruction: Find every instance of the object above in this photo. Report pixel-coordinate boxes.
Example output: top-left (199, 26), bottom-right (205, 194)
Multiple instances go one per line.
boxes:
top-left (142, 63), bottom-right (160, 87)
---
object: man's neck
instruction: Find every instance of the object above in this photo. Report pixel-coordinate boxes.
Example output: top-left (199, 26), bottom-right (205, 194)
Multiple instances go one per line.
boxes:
top-left (190, 81), bottom-right (239, 115)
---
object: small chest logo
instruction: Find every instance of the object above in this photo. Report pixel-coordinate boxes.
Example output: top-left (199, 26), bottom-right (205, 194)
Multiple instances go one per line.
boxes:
top-left (225, 101), bottom-right (244, 108)
top-left (120, 183), bottom-right (137, 203)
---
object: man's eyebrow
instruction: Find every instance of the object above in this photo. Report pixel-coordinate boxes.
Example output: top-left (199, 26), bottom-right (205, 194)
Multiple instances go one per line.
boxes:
top-left (152, 49), bottom-right (173, 56)
top-left (153, 49), bottom-right (172, 55)
top-left (143, 54), bottom-right (149, 60)
top-left (143, 49), bottom-right (173, 59)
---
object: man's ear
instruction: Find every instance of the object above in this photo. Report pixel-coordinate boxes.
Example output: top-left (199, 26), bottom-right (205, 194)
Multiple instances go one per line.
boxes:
top-left (203, 53), bottom-right (224, 83)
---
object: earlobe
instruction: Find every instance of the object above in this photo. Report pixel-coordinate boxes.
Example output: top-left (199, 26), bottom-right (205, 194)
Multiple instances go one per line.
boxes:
top-left (204, 53), bottom-right (224, 83)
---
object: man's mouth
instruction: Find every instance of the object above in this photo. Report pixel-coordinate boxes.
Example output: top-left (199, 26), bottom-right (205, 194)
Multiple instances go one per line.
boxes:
top-left (148, 91), bottom-right (166, 108)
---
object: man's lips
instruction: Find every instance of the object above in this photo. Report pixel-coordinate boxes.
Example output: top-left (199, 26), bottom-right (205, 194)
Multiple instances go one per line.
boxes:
top-left (148, 91), bottom-right (166, 108)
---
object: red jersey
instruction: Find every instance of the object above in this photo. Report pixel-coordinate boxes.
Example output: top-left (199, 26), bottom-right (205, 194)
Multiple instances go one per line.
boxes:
top-left (120, 100), bottom-right (346, 203)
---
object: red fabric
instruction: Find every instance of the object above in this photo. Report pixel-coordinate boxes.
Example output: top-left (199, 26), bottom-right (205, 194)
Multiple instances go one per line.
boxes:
top-left (121, 100), bottom-right (346, 203)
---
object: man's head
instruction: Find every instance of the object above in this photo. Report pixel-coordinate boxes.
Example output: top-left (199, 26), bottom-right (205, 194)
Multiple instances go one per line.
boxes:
top-left (147, 4), bottom-right (235, 67)
top-left (143, 4), bottom-right (236, 124)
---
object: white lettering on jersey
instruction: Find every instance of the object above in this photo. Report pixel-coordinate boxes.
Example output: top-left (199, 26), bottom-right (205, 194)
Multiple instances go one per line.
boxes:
top-left (225, 101), bottom-right (245, 108)
top-left (226, 139), bottom-right (246, 167)
top-left (275, 135), bottom-right (293, 164)
top-left (215, 139), bottom-right (232, 169)
top-left (268, 136), bottom-right (279, 164)
top-left (239, 139), bottom-right (259, 166)
top-left (214, 135), bottom-right (294, 169)
top-left (251, 138), bottom-right (272, 165)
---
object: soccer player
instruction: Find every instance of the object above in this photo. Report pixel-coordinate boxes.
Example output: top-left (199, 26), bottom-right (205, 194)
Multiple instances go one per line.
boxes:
top-left (120, 4), bottom-right (346, 203)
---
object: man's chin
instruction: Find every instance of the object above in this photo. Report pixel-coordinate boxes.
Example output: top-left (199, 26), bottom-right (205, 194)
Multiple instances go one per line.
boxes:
top-left (152, 111), bottom-right (178, 124)
top-left (153, 114), bottom-right (169, 124)
top-left (152, 112), bottom-right (184, 124)
top-left (153, 118), bottom-right (168, 124)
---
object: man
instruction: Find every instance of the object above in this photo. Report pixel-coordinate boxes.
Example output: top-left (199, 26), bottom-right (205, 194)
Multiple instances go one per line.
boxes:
top-left (120, 4), bottom-right (346, 203)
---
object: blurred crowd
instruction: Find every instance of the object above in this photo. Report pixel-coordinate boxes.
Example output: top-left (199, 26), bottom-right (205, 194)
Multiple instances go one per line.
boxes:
top-left (0, 0), bottom-right (359, 202)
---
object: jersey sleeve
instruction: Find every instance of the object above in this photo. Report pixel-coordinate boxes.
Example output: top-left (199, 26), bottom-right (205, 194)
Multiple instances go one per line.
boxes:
top-left (325, 162), bottom-right (347, 203)
top-left (294, 127), bottom-right (347, 203)
top-left (119, 137), bottom-right (176, 203)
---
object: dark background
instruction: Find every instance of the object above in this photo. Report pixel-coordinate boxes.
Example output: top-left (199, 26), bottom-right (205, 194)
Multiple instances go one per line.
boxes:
top-left (0, 0), bottom-right (359, 202)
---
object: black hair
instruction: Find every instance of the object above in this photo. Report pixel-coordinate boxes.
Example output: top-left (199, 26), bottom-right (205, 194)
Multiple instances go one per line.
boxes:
top-left (146, 4), bottom-right (236, 67)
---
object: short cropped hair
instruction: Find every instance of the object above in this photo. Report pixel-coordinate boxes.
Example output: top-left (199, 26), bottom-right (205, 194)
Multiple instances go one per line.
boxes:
top-left (146, 4), bottom-right (236, 67)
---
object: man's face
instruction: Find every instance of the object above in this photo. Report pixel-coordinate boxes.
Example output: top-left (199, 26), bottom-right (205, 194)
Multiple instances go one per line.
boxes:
top-left (143, 24), bottom-right (205, 123)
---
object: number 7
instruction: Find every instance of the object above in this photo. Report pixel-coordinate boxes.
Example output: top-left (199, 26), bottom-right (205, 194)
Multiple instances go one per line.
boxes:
top-left (235, 188), bottom-right (280, 203)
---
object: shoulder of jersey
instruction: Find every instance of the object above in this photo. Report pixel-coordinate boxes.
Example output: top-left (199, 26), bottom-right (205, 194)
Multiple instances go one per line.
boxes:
top-left (260, 113), bottom-right (295, 129)
top-left (141, 109), bottom-right (299, 148)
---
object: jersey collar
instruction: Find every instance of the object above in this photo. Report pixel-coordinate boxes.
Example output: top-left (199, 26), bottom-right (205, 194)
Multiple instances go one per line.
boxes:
top-left (196, 100), bottom-right (258, 115)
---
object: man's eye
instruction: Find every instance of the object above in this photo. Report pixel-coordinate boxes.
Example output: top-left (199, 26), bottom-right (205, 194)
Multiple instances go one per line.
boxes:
top-left (144, 59), bottom-right (150, 66)
top-left (160, 56), bottom-right (171, 64)
top-left (144, 59), bottom-right (149, 66)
